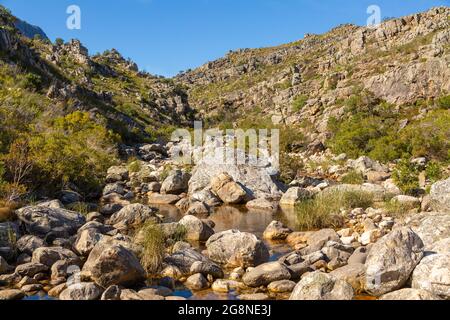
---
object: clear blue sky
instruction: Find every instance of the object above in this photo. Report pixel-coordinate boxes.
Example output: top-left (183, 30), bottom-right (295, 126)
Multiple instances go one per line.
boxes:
top-left (1, 0), bottom-right (448, 76)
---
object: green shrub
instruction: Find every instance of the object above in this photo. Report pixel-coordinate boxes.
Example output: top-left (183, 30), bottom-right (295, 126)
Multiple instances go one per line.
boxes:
top-left (341, 170), bottom-right (365, 184)
top-left (425, 161), bottom-right (443, 183)
top-left (21, 73), bottom-right (42, 91)
top-left (392, 159), bottom-right (420, 195)
top-left (55, 38), bottom-right (64, 46)
top-left (27, 111), bottom-right (119, 196)
top-left (295, 190), bottom-right (374, 230)
top-left (292, 95), bottom-right (308, 112)
top-left (139, 222), bottom-right (165, 274)
top-left (127, 159), bottom-right (142, 173)
top-left (437, 95), bottom-right (450, 109)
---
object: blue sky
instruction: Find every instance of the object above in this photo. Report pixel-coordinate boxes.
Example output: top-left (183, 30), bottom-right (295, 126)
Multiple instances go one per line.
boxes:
top-left (1, 0), bottom-right (448, 76)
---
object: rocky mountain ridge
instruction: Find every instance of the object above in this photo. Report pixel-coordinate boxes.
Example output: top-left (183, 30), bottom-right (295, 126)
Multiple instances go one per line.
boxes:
top-left (177, 7), bottom-right (449, 145)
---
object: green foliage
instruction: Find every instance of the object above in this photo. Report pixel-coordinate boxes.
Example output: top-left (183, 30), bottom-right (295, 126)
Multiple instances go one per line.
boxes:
top-left (329, 100), bottom-right (450, 163)
top-left (66, 202), bottom-right (90, 216)
top-left (437, 95), bottom-right (450, 110)
top-left (20, 73), bottom-right (42, 91)
top-left (26, 111), bottom-right (119, 196)
top-left (392, 159), bottom-right (420, 195)
top-left (145, 124), bottom-right (179, 143)
top-left (341, 170), bottom-right (365, 184)
top-left (139, 221), bottom-right (165, 274)
top-left (55, 38), bottom-right (65, 46)
top-left (425, 161), bottom-right (443, 183)
top-left (127, 159), bottom-right (142, 173)
top-left (292, 95), bottom-right (308, 112)
top-left (295, 190), bottom-right (374, 230)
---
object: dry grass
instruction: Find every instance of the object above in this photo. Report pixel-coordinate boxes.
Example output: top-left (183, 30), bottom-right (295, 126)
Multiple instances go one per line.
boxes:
top-left (295, 190), bottom-right (374, 230)
top-left (138, 221), bottom-right (166, 275)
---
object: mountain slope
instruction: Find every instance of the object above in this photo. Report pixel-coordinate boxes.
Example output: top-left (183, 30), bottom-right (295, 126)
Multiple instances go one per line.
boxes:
top-left (177, 7), bottom-right (449, 151)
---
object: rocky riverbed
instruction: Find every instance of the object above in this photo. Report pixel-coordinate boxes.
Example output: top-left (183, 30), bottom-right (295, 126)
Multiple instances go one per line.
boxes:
top-left (1, 142), bottom-right (449, 301)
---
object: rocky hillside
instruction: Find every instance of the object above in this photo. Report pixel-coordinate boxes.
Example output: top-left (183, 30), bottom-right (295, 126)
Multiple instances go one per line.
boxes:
top-left (0, 6), bottom-right (193, 144)
top-left (177, 7), bottom-right (449, 148)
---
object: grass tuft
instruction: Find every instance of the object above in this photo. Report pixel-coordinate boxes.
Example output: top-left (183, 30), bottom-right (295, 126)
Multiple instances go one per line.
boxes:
top-left (295, 190), bottom-right (374, 230)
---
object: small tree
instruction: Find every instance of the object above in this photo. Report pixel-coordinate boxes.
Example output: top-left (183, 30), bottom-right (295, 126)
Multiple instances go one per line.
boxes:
top-left (55, 38), bottom-right (65, 46)
top-left (1, 138), bottom-right (33, 202)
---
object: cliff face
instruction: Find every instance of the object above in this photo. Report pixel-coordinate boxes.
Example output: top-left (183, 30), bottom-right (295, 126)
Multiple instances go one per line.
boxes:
top-left (14, 19), bottom-right (49, 40)
top-left (177, 7), bottom-right (449, 142)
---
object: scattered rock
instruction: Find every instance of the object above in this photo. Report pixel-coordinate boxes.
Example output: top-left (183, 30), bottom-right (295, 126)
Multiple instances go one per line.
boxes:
top-left (81, 239), bottom-right (146, 288)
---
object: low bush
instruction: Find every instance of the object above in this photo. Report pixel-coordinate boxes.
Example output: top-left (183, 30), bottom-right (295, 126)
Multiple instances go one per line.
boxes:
top-left (341, 170), bottom-right (365, 184)
top-left (25, 111), bottom-right (119, 196)
top-left (392, 159), bottom-right (420, 196)
top-left (292, 95), bottom-right (308, 112)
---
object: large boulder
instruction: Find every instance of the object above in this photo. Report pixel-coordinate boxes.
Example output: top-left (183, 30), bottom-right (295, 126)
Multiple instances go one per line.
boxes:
top-left (15, 262), bottom-right (48, 277)
top-left (160, 170), bottom-right (191, 195)
top-left (16, 235), bottom-right (45, 256)
top-left (188, 147), bottom-right (282, 199)
top-left (15, 206), bottom-right (85, 239)
top-left (364, 228), bottom-right (424, 296)
top-left (211, 173), bottom-right (248, 204)
top-left (164, 247), bottom-right (208, 275)
top-left (73, 229), bottom-right (104, 256)
top-left (411, 253), bottom-right (450, 299)
top-left (330, 263), bottom-right (365, 293)
top-left (279, 187), bottom-right (311, 206)
top-left (242, 262), bottom-right (291, 287)
top-left (430, 178), bottom-right (450, 211)
top-left (405, 212), bottom-right (450, 249)
top-left (289, 272), bottom-right (354, 300)
top-left (178, 215), bottom-right (214, 242)
top-left (59, 282), bottom-right (103, 300)
top-left (206, 230), bottom-right (270, 268)
top-left (107, 204), bottom-right (160, 232)
top-left (32, 247), bottom-right (79, 267)
top-left (380, 288), bottom-right (442, 300)
top-left (81, 239), bottom-right (146, 288)
top-left (307, 229), bottom-right (340, 251)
